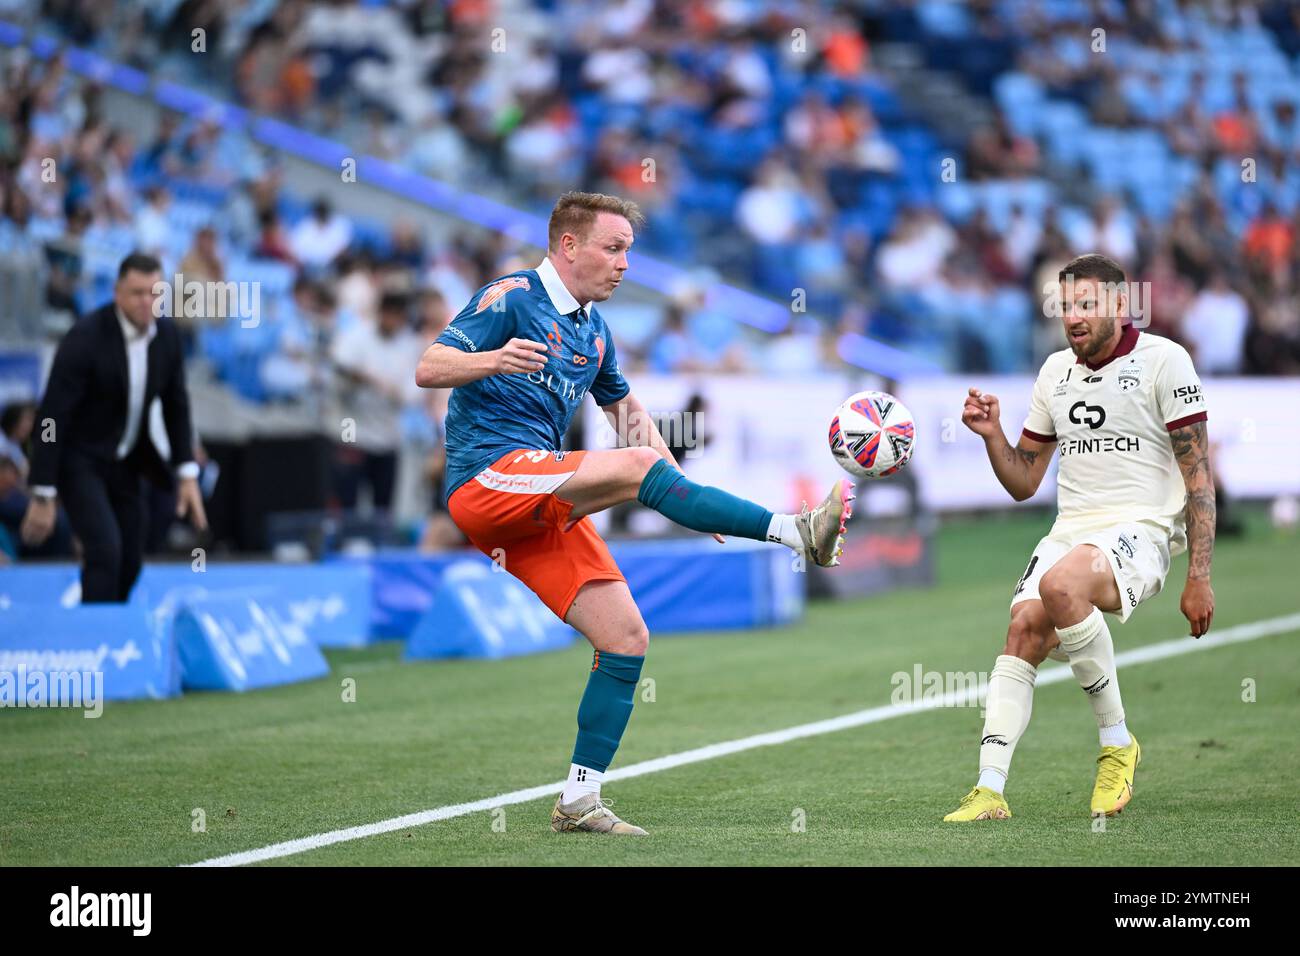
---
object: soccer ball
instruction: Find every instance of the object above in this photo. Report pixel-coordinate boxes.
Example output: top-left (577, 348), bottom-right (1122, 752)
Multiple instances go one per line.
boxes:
top-left (828, 390), bottom-right (916, 479)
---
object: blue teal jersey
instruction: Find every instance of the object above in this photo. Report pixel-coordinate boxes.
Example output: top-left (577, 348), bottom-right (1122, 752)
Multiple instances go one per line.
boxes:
top-left (435, 264), bottom-right (631, 506)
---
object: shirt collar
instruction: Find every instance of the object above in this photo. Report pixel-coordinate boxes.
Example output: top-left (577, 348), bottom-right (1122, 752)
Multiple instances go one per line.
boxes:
top-left (116, 306), bottom-right (158, 344)
top-left (536, 257), bottom-right (593, 318)
top-left (1077, 322), bottom-right (1139, 370)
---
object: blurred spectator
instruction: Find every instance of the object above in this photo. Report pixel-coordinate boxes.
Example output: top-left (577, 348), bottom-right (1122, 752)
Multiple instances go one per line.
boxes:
top-left (736, 158), bottom-right (806, 246)
top-left (876, 205), bottom-right (956, 291)
top-left (1243, 202), bottom-right (1296, 276)
top-left (1068, 198), bottom-right (1137, 269)
top-left (43, 204), bottom-right (90, 316)
top-left (1182, 271), bottom-right (1250, 374)
top-left (406, 108), bottom-right (469, 183)
top-left (1002, 202), bottom-right (1042, 277)
top-left (967, 111), bottom-right (1039, 180)
top-left (330, 291), bottom-right (423, 515)
top-left (290, 196), bottom-right (352, 271)
top-left (254, 207), bottom-right (296, 265)
top-left (647, 304), bottom-right (700, 374)
top-left (1244, 281), bottom-right (1300, 374)
top-left (133, 185), bottom-right (171, 259)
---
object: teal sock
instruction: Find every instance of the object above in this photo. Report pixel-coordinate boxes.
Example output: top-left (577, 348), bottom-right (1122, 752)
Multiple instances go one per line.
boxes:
top-left (636, 458), bottom-right (773, 540)
top-left (571, 650), bottom-right (644, 773)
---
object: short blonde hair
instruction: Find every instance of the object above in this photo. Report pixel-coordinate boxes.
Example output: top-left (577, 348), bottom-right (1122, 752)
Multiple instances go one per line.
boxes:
top-left (547, 191), bottom-right (644, 251)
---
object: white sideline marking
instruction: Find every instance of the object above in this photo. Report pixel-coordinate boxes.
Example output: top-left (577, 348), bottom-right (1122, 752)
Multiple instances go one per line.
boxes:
top-left (189, 612), bottom-right (1300, 866)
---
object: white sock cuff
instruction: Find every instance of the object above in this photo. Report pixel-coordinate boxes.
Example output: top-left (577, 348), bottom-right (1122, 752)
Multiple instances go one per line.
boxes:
top-left (1055, 606), bottom-right (1105, 653)
top-left (992, 654), bottom-right (1038, 686)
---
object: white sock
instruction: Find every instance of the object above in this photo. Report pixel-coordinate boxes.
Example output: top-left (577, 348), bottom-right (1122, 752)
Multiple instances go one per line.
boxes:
top-left (766, 513), bottom-right (803, 550)
top-left (1100, 719), bottom-right (1132, 748)
top-left (560, 763), bottom-right (604, 805)
top-left (1055, 607), bottom-right (1127, 733)
top-left (977, 654), bottom-right (1038, 793)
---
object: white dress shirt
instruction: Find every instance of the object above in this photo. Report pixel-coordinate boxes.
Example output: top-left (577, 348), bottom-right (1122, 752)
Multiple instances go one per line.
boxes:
top-left (116, 308), bottom-right (157, 460)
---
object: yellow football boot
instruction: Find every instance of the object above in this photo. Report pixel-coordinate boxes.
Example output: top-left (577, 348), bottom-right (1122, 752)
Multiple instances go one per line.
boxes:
top-left (943, 786), bottom-right (1011, 822)
top-left (1091, 734), bottom-right (1141, 817)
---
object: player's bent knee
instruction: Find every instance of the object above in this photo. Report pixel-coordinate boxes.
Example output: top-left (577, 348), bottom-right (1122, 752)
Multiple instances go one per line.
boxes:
top-left (609, 620), bottom-right (650, 656)
top-left (624, 446), bottom-right (662, 481)
top-left (1037, 566), bottom-right (1077, 618)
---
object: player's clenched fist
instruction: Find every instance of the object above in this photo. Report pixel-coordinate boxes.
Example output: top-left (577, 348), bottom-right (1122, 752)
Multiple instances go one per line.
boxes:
top-left (961, 387), bottom-right (1002, 438)
top-left (494, 338), bottom-right (549, 374)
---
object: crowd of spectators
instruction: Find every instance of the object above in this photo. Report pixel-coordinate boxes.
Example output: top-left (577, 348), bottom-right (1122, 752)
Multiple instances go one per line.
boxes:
top-left (1, 0), bottom-right (1299, 559)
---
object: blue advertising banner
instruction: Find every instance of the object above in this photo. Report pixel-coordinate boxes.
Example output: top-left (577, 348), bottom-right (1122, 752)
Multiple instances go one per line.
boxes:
top-left (405, 561), bottom-right (577, 660)
top-left (0, 603), bottom-right (180, 708)
top-left (345, 538), bottom-right (806, 640)
top-left (0, 562), bottom-right (373, 647)
top-left (172, 590), bottom-right (330, 692)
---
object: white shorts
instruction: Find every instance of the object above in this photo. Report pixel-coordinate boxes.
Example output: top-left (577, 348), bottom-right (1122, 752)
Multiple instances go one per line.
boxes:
top-left (1010, 521), bottom-right (1172, 660)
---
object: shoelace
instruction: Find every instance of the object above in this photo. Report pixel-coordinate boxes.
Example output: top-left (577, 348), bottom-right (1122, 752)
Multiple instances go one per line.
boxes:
top-left (1095, 751), bottom-right (1127, 791)
top-left (959, 788), bottom-right (983, 808)
top-left (577, 796), bottom-right (617, 821)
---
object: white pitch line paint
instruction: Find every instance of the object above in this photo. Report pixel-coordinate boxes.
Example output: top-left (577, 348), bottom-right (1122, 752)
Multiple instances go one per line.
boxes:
top-left (189, 612), bottom-right (1300, 866)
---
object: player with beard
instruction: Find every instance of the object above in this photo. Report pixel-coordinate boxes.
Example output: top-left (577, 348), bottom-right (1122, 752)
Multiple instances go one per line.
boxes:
top-left (945, 253), bottom-right (1215, 821)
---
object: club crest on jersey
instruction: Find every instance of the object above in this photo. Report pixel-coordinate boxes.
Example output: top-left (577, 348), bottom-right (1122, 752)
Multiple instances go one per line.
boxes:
top-left (1116, 361), bottom-right (1143, 393)
top-left (475, 276), bottom-right (531, 313)
top-left (1118, 533), bottom-right (1137, 560)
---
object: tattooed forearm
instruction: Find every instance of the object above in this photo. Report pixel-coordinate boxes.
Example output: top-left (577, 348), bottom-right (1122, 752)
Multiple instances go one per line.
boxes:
top-left (998, 443), bottom-right (1039, 469)
top-left (1170, 421), bottom-right (1215, 581)
top-left (989, 437), bottom-right (1049, 501)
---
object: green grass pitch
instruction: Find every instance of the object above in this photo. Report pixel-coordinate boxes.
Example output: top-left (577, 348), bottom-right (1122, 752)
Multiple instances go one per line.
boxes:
top-left (2, 508), bottom-right (1298, 866)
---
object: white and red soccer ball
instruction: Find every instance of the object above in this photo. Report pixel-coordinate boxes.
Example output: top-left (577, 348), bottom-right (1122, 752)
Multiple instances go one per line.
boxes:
top-left (828, 390), bottom-right (916, 480)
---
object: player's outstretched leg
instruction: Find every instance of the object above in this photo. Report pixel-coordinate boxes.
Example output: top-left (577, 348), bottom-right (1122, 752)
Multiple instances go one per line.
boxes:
top-left (944, 601), bottom-right (1054, 821)
top-left (1039, 547), bottom-right (1140, 818)
top-left (551, 580), bottom-right (649, 836)
top-left (562, 447), bottom-right (855, 567)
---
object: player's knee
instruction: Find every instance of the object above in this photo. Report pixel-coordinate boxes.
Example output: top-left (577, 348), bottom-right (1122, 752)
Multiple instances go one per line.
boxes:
top-left (1037, 565), bottom-right (1078, 622)
top-left (624, 446), bottom-right (662, 482)
top-left (612, 619), bottom-right (650, 656)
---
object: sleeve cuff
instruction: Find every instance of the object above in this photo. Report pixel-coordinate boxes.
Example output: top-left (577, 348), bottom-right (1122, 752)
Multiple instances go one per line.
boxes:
top-left (176, 461), bottom-right (200, 480)
top-left (1021, 428), bottom-right (1056, 443)
top-left (32, 484), bottom-right (57, 499)
top-left (1165, 412), bottom-right (1208, 432)
top-left (599, 385), bottom-right (632, 407)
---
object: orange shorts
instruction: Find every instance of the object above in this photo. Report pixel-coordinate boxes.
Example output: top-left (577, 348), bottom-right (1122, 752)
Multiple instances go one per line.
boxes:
top-left (447, 448), bottom-right (626, 621)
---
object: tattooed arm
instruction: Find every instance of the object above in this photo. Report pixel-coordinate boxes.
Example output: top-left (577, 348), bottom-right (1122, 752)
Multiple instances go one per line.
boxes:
top-left (1170, 420), bottom-right (1215, 637)
top-left (961, 388), bottom-right (1055, 501)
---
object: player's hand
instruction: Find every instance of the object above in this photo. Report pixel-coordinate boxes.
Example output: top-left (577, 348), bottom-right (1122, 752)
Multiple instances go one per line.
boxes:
top-left (494, 338), bottom-right (549, 374)
top-left (1180, 578), bottom-right (1214, 638)
top-left (20, 496), bottom-right (57, 547)
top-left (176, 476), bottom-right (209, 533)
top-left (961, 387), bottom-right (1002, 438)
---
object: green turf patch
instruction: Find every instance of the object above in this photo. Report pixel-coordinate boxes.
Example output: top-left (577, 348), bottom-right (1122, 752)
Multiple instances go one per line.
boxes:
top-left (1, 508), bottom-right (1296, 866)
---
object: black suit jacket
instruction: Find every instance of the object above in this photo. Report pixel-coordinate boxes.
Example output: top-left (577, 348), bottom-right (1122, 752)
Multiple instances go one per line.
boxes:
top-left (31, 303), bottom-right (195, 490)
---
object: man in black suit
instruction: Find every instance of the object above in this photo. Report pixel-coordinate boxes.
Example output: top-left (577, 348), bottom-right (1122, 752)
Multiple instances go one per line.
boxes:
top-left (20, 253), bottom-right (208, 602)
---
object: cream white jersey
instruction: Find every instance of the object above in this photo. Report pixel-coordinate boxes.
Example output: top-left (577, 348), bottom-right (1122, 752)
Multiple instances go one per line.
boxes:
top-left (1021, 326), bottom-right (1208, 552)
